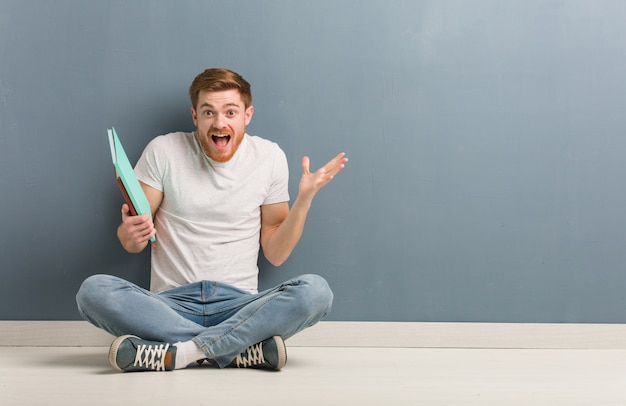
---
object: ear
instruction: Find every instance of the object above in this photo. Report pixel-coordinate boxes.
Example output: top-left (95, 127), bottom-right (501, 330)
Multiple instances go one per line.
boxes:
top-left (244, 105), bottom-right (254, 126)
top-left (191, 106), bottom-right (198, 126)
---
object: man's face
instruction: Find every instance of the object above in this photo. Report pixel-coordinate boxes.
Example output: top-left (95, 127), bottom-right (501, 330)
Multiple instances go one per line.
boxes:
top-left (191, 89), bottom-right (254, 162)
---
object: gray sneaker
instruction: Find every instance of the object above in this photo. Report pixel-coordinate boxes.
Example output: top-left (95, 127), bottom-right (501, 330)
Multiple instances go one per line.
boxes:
top-left (233, 336), bottom-right (287, 371)
top-left (109, 335), bottom-right (176, 372)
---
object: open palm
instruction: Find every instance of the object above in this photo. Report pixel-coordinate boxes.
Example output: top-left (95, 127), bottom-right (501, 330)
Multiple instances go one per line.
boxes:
top-left (298, 152), bottom-right (348, 203)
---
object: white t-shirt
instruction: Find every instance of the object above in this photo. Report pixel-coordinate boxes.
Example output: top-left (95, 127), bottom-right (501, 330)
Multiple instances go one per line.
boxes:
top-left (134, 132), bottom-right (290, 294)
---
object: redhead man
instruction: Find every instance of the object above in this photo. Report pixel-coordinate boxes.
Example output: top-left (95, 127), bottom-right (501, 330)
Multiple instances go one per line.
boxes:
top-left (76, 68), bottom-right (348, 372)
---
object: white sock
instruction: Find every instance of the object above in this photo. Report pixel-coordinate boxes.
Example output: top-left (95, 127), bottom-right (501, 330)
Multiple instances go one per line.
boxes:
top-left (173, 340), bottom-right (206, 370)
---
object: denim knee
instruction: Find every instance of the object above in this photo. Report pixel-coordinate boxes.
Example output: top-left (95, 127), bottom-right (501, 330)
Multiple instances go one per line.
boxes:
top-left (75, 274), bottom-right (120, 318)
top-left (293, 274), bottom-right (334, 320)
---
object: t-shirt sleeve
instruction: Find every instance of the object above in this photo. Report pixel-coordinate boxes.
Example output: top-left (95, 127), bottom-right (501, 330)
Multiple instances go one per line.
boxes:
top-left (264, 146), bottom-right (290, 205)
top-left (134, 136), bottom-right (165, 192)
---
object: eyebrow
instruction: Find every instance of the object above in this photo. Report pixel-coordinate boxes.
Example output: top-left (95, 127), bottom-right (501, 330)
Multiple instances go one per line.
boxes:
top-left (199, 102), bottom-right (242, 109)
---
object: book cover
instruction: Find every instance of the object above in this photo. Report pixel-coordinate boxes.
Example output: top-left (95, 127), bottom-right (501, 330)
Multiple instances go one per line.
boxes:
top-left (107, 127), bottom-right (156, 243)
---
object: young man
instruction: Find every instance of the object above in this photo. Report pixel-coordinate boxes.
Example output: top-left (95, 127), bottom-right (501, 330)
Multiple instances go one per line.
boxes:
top-left (76, 68), bottom-right (348, 372)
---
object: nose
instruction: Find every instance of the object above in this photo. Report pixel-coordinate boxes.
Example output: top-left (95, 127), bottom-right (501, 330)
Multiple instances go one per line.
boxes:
top-left (213, 113), bottom-right (227, 129)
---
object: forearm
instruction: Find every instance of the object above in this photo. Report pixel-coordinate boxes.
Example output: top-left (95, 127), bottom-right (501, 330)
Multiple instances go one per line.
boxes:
top-left (262, 197), bottom-right (312, 266)
top-left (261, 152), bottom-right (348, 266)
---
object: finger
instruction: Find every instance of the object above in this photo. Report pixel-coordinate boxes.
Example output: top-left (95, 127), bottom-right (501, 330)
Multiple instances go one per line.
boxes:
top-left (324, 153), bottom-right (348, 176)
top-left (330, 152), bottom-right (346, 163)
top-left (133, 222), bottom-right (155, 242)
top-left (140, 227), bottom-right (156, 241)
top-left (333, 152), bottom-right (346, 161)
top-left (301, 156), bottom-right (311, 175)
top-left (328, 152), bottom-right (347, 168)
top-left (126, 214), bottom-right (152, 235)
top-left (138, 215), bottom-right (154, 232)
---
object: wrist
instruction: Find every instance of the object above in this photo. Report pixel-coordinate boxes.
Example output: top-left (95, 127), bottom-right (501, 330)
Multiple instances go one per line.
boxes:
top-left (293, 195), bottom-right (313, 211)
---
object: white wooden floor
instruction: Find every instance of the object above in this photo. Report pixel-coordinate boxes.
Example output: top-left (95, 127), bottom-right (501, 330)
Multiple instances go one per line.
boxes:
top-left (2, 345), bottom-right (626, 405)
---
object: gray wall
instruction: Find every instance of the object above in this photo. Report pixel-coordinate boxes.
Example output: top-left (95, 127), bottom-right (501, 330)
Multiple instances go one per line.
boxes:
top-left (2, 0), bottom-right (626, 322)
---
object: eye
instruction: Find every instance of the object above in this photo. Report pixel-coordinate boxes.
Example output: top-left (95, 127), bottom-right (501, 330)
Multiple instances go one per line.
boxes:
top-left (227, 110), bottom-right (237, 117)
top-left (203, 110), bottom-right (214, 117)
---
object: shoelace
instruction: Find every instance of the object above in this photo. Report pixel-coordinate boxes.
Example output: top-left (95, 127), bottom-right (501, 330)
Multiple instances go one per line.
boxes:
top-left (235, 342), bottom-right (265, 367)
top-left (134, 343), bottom-right (170, 371)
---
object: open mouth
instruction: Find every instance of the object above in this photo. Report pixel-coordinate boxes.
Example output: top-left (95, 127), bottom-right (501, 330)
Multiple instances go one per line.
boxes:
top-left (211, 134), bottom-right (231, 148)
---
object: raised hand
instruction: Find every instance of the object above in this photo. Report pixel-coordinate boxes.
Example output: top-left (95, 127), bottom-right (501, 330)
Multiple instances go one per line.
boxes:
top-left (298, 152), bottom-right (348, 204)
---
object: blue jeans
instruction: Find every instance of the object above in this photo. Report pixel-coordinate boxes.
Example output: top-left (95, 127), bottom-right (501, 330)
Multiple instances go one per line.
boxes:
top-left (76, 274), bottom-right (333, 367)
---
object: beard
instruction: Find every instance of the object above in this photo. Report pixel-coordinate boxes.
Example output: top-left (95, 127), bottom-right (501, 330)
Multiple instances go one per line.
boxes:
top-left (198, 128), bottom-right (244, 163)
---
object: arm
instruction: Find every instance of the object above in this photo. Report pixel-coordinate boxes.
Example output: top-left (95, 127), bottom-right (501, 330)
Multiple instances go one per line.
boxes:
top-left (117, 182), bottom-right (163, 253)
top-left (260, 152), bottom-right (348, 266)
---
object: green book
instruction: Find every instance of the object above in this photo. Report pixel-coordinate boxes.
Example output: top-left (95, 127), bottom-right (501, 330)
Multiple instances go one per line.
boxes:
top-left (107, 127), bottom-right (156, 243)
